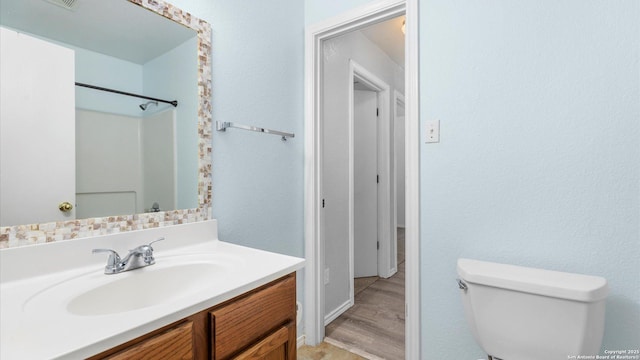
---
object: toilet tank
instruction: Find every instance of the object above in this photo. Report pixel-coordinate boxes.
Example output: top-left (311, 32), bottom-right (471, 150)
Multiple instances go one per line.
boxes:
top-left (457, 258), bottom-right (608, 360)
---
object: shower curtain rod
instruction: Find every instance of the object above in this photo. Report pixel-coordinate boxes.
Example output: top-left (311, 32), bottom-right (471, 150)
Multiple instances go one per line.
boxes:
top-left (75, 82), bottom-right (178, 107)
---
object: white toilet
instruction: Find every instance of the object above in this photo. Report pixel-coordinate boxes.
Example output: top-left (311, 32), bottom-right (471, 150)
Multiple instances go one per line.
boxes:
top-left (457, 258), bottom-right (609, 360)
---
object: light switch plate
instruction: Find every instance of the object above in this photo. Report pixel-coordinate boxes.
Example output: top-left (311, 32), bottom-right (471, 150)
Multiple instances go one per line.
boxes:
top-left (425, 120), bottom-right (440, 143)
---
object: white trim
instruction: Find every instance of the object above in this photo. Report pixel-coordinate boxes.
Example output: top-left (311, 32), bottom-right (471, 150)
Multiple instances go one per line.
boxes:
top-left (404, 0), bottom-right (421, 358)
top-left (297, 335), bottom-right (306, 349)
top-left (304, 11), bottom-right (324, 347)
top-left (347, 62), bottom-right (355, 307)
top-left (304, 1), bottom-right (420, 358)
top-left (324, 298), bottom-right (354, 326)
top-left (390, 90), bottom-right (406, 276)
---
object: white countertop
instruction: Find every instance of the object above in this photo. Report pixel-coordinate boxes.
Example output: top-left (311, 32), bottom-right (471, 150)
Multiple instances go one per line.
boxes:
top-left (0, 220), bottom-right (305, 359)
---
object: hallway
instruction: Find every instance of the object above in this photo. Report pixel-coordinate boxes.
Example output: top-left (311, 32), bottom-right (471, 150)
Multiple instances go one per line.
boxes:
top-left (325, 228), bottom-right (406, 359)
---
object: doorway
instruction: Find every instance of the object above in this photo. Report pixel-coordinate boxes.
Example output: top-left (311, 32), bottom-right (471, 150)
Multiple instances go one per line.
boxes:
top-left (324, 49), bottom-right (402, 359)
top-left (319, 29), bottom-right (396, 330)
top-left (304, 0), bottom-right (420, 358)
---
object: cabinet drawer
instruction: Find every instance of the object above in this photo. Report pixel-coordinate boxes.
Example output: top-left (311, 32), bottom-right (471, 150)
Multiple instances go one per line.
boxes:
top-left (210, 275), bottom-right (295, 359)
top-left (103, 321), bottom-right (194, 360)
top-left (234, 325), bottom-right (290, 360)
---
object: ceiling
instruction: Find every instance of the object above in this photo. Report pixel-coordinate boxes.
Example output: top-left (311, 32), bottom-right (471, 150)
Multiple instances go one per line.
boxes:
top-left (0, 0), bottom-right (195, 64)
top-left (360, 15), bottom-right (405, 67)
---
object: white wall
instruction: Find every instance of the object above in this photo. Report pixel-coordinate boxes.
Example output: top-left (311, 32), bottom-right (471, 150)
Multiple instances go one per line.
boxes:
top-left (322, 30), bottom-right (405, 319)
top-left (76, 109), bottom-right (177, 218)
top-left (141, 109), bottom-right (177, 212)
top-left (75, 110), bottom-right (141, 218)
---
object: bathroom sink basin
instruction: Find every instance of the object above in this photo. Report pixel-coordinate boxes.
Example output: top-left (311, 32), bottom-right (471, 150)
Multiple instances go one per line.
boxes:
top-left (67, 262), bottom-right (220, 316)
top-left (22, 254), bottom-right (238, 317)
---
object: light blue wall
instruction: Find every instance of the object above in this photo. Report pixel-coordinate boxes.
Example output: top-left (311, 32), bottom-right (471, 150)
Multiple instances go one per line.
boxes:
top-left (210, 0), bottom-right (304, 257)
top-left (305, 0), bottom-right (374, 26)
top-left (420, 0), bottom-right (639, 356)
top-left (305, 0), bottom-right (640, 357)
top-left (168, 0), bottom-right (305, 259)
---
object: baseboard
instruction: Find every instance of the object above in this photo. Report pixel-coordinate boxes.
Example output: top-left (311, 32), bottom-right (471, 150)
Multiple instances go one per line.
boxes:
top-left (297, 335), bottom-right (306, 348)
top-left (384, 267), bottom-right (398, 278)
top-left (324, 299), bottom-right (354, 325)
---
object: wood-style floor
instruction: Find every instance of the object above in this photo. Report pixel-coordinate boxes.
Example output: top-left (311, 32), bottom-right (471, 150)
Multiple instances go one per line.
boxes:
top-left (298, 341), bottom-right (366, 360)
top-left (324, 228), bottom-right (406, 360)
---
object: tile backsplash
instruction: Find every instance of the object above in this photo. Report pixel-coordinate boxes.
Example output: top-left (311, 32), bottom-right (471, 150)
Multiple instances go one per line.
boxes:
top-left (0, 209), bottom-right (208, 248)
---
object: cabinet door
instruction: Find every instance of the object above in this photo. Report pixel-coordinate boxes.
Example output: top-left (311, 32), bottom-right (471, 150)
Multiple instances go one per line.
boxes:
top-left (103, 321), bottom-right (194, 360)
top-left (234, 325), bottom-right (294, 360)
top-left (210, 274), bottom-right (296, 360)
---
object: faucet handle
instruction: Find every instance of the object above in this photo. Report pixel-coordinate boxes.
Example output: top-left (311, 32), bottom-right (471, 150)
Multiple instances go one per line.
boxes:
top-left (136, 237), bottom-right (165, 265)
top-left (148, 237), bottom-right (165, 250)
top-left (92, 249), bottom-right (121, 274)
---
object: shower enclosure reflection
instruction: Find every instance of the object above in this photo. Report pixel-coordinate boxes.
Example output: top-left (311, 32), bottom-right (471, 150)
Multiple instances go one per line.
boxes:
top-left (75, 108), bottom-right (177, 219)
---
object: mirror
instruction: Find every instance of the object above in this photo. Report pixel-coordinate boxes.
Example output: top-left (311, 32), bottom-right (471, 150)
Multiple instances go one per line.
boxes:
top-left (0, 0), bottom-right (212, 247)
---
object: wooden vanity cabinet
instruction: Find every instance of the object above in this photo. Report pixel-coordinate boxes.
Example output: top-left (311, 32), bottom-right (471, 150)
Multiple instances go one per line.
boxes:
top-left (89, 273), bottom-right (296, 360)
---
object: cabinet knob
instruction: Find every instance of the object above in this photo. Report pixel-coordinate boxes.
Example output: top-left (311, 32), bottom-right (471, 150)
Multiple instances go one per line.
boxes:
top-left (58, 201), bottom-right (73, 212)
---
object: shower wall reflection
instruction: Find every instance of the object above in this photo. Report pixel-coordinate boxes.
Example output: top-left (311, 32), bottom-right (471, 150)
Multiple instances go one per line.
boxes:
top-left (76, 109), bottom-right (176, 219)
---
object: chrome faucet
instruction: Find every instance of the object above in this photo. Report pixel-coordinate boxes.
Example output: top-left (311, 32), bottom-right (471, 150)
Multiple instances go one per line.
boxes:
top-left (93, 237), bottom-right (165, 274)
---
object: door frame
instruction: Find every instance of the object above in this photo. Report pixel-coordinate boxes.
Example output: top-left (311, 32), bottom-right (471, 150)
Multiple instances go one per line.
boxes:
top-left (391, 90), bottom-right (406, 275)
top-left (304, 0), bottom-right (421, 357)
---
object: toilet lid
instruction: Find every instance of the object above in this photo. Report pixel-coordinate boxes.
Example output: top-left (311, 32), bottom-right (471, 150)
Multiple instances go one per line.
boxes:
top-left (457, 258), bottom-right (609, 302)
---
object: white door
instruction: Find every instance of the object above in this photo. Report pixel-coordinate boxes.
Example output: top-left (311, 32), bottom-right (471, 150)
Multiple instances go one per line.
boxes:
top-left (354, 90), bottom-right (378, 278)
top-left (0, 28), bottom-right (76, 226)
